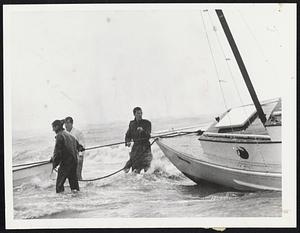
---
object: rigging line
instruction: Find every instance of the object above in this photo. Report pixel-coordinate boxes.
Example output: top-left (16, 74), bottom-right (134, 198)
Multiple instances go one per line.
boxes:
top-left (236, 9), bottom-right (280, 83)
top-left (207, 11), bottom-right (251, 132)
top-left (214, 10), bottom-right (269, 148)
top-left (237, 10), bottom-right (266, 58)
top-left (208, 11), bottom-right (267, 150)
top-left (207, 11), bottom-right (245, 108)
top-left (236, 9), bottom-right (281, 62)
top-left (153, 121), bottom-right (211, 134)
top-left (200, 10), bottom-right (232, 127)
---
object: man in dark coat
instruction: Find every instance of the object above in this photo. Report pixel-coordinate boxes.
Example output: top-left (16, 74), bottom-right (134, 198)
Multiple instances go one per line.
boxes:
top-left (124, 107), bottom-right (153, 173)
top-left (51, 120), bottom-right (84, 193)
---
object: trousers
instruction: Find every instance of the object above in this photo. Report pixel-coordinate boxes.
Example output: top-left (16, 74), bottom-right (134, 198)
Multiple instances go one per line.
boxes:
top-left (76, 154), bottom-right (84, 180)
top-left (56, 162), bottom-right (79, 193)
top-left (124, 143), bottom-right (153, 173)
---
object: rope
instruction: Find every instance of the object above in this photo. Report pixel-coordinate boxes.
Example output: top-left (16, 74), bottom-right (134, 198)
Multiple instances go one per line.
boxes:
top-left (14, 130), bottom-right (205, 185)
top-left (84, 129), bottom-right (204, 151)
top-left (85, 141), bottom-right (127, 151)
top-left (207, 12), bottom-right (246, 110)
top-left (78, 167), bottom-right (125, 182)
top-left (14, 130), bottom-right (204, 185)
top-left (79, 130), bottom-right (202, 182)
top-left (158, 130), bottom-right (203, 138)
top-left (13, 161), bottom-right (51, 172)
top-left (12, 129), bottom-right (204, 169)
top-left (200, 10), bottom-right (231, 116)
top-left (78, 138), bottom-right (160, 182)
top-left (15, 130), bottom-right (203, 183)
top-left (78, 131), bottom-right (202, 182)
top-left (209, 10), bottom-right (270, 171)
top-left (13, 160), bottom-right (50, 168)
top-left (207, 11), bottom-right (246, 134)
top-left (237, 8), bottom-right (280, 91)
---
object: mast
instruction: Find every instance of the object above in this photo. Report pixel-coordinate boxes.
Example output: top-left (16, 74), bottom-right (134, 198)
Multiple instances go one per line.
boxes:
top-left (215, 9), bottom-right (266, 125)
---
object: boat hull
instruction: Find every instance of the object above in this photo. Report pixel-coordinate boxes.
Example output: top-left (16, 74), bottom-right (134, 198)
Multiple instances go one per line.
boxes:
top-left (13, 162), bottom-right (53, 187)
top-left (156, 138), bottom-right (281, 191)
top-left (198, 136), bottom-right (281, 173)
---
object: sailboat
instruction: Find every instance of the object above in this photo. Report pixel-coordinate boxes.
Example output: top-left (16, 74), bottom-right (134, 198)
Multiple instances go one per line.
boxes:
top-left (156, 9), bottom-right (282, 191)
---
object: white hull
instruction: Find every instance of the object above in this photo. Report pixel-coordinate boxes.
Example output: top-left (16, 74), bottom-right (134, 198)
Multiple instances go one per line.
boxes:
top-left (199, 136), bottom-right (281, 173)
top-left (13, 162), bottom-right (53, 187)
top-left (156, 136), bottom-right (281, 191)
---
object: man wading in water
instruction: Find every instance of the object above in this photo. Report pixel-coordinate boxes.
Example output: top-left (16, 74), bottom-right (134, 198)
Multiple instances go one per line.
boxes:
top-left (51, 120), bottom-right (84, 193)
top-left (124, 107), bottom-right (153, 173)
top-left (64, 116), bottom-right (85, 180)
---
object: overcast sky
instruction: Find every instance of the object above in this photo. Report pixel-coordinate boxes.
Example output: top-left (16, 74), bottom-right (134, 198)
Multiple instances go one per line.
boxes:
top-left (4, 4), bottom-right (296, 132)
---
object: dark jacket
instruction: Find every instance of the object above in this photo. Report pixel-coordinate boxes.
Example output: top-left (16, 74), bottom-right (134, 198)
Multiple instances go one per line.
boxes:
top-left (125, 119), bottom-right (151, 146)
top-left (52, 130), bottom-right (82, 169)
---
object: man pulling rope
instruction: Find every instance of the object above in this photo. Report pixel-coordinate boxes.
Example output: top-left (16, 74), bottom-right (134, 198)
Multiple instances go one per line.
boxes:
top-left (124, 107), bottom-right (153, 174)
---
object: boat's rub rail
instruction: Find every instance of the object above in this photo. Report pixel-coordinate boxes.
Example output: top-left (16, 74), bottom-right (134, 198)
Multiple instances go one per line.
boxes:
top-left (202, 132), bottom-right (271, 140)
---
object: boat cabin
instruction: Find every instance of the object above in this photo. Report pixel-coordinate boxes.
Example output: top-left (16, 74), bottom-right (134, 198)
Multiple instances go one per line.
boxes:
top-left (203, 98), bottom-right (281, 137)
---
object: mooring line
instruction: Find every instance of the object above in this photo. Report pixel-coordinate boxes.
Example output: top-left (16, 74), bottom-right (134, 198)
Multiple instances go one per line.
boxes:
top-left (78, 138), bottom-right (159, 182)
top-left (13, 129), bottom-right (203, 179)
top-left (78, 167), bottom-right (125, 182)
top-left (13, 160), bottom-right (50, 168)
top-left (84, 129), bottom-right (203, 151)
top-left (77, 131), bottom-right (204, 182)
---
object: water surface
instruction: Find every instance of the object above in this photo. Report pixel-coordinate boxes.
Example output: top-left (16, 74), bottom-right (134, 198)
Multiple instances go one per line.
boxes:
top-left (12, 117), bottom-right (281, 219)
